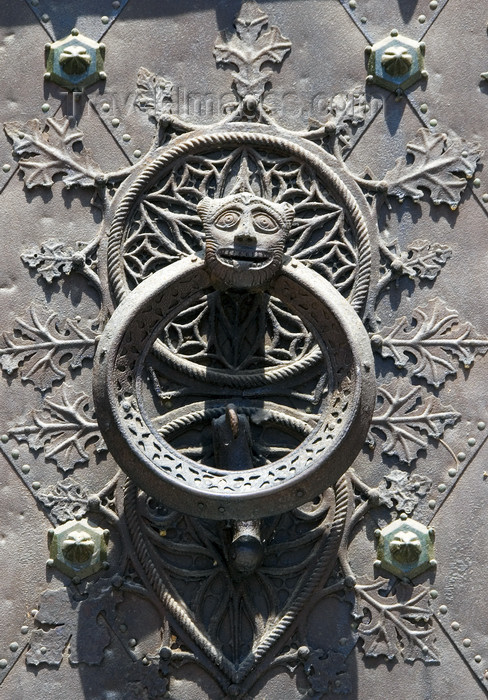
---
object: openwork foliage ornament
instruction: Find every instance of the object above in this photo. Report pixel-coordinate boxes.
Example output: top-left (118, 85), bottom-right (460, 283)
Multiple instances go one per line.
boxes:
top-left (1, 1), bottom-right (487, 697)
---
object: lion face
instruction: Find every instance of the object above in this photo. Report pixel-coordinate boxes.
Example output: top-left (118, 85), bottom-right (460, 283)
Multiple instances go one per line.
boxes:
top-left (197, 193), bottom-right (294, 290)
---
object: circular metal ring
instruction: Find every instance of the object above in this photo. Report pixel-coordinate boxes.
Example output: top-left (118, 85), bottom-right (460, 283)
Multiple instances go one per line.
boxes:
top-left (93, 257), bottom-right (375, 520)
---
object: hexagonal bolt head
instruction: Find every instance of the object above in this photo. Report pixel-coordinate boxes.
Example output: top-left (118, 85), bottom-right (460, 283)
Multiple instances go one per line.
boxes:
top-left (381, 46), bottom-right (413, 77)
top-left (59, 45), bottom-right (92, 75)
top-left (48, 519), bottom-right (108, 580)
top-left (62, 530), bottom-right (96, 563)
top-left (376, 517), bottom-right (435, 579)
top-left (45, 31), bottom-right (105, 90)
top-left (389, 530), bottom-right (422, 563)
top-left (366, 34), bottom-right (426, 92)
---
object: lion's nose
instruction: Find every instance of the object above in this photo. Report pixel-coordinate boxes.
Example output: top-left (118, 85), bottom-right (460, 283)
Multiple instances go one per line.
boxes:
top-left (234, 226), bottom-right (256, 243)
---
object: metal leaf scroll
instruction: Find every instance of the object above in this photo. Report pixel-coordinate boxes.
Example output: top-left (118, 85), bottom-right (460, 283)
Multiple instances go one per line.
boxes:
top-left (37, 477), bottom-right (89, 523)
top-left (3, 117), bottom-right (102, 189)
top-left (9, 387), bottom-right (105, 473)
top-left (353, 578), bottom-right (438, 664)
top-left (377, 469), bottom-right (432, 515)
top-left (400, 240), bottom-right (452, 281)
top-left (135, 67), bottom-right (173, 122)
top-left (370, 378), bottom-right (460, 464)
top-left (376, 298), bottom-right (488, 388)
top-left (214, 0), bottom-right (291, 101)
top-left (385, 128), bottom-right (482, 208)
top-left (21, 239), bottom-right (78, 284)
top-left (0, 305), bottom-right (97, 392)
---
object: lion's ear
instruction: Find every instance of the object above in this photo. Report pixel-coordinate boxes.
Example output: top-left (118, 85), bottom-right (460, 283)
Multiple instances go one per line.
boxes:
top-left (197, 196), bottom-right (214, 221)
top-left (280, 201), bottom-right (295, 229)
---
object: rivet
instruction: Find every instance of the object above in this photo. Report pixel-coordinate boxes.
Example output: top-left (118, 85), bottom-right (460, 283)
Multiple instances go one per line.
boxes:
top-left (391, 29), bottom-right (398, 37)
top-left (348, 0), bottom-right (356, 8)
top-left (430, 589), bottom-right (438, 599)
top-left (478, 421), bottom-right (486, 430)
top-left (218, 506), bottom-right (225, 513)
top-left (429, 559), bottom-right (437, 567)
top-left (102, 103), bottom-right (110, 112)
top-left (133, 149), bottom-right (141, 158)
top-left (439, 605), bottom-right (447, 614)
top-left (119, 623), bottom-right (127, 632)
top-left (128, 638), bottom-right (137, 648)
top-left (429, 118), bottom-right (438, 127)
top-left (99, 71), bottom-right (107, 81)
top-left (9, 643), bottom-right (18, 652)
top-left (20, 626), bottom-right (28, 635)
top-left (40, 646), bottom-right (47, 654)
top-left (429, 0), bottom-right (438, 8)
top-left (71, 28), bottom-right (79, 36)
top-left (482, 194), bottom-right (488, 203)
top-left (475, 655), bottom-right (482, 663)
top-left (101, 16), bottom-right (110, 24)
top-left (451, 621), bottom-right (460, 631)
top-left (473, 177), bottom-right (481, 188)
top-left (448, 468), bottom-right (457, 477)
top-left (360, 16), bottom-right (367, 24)
top-left (468, 437), bottom-right (476, 446)
top-left (438, 483), bottom-right (447, 493)
top-left (463, 638), bottom-right (472, 647)
top-left (142, 656), bottom-right (149, 665)
top-left (41, 14), bottom-right (49, 23)
top-left (31, 0), bottom-right (39, 5)
top-left (44, 72), bottom-right (51, 80)
top-left (457, 452), bottom-right (466, 461)
top-left (400, 512), bottom-right (408, 521)
top-left (41, 103), bottom-right (50, 113)
top-left (72, 576), bottom-right (80, 585)
top-left (428, 499), bottom-right (436, 509)
top-left (30, 610), bottom-right (38, 617)
top-left (418, 14), bottom-right (426, 23)
top-left (112, 0), bottom-right (121, 7)
top-left (122, 133), bottom-right (131, 142)
top-left (46, 558), bottom-right (54, 567)
top-left (32, 481), bottom-right (41, 490)
top-left (111, 118), bottom-right (120, 127)
top-left (11, 449), bottom-right (19, 459)
top-left (296, 489), bottom-right (304, 498)
top-left (2, 164), bottom-right (11, 173)
top-left (420, 103), bottom-right (428, 113)
top-left (344, 575), bottom-right (356, 588)
top-left (198, 503), bottom-right (204, 510)
top-left (1, 434), bottom-right (8, 443)
top-left (0, 660), bottom-right (7, 669)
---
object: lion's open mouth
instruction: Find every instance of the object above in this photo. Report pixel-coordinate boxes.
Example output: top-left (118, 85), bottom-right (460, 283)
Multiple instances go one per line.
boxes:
top-left (217, 247), bottom-right (271, 267)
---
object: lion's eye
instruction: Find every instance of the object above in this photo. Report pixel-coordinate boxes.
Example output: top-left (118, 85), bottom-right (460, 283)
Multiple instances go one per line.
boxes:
top-left (253, 212), bottom-right (279, 233)
top-left (214, 210), bottom-right (240, 229)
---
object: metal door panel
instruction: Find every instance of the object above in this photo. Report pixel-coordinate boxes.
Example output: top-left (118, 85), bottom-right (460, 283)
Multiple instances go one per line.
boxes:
top-left (1, 2), bottom-right (488, 698)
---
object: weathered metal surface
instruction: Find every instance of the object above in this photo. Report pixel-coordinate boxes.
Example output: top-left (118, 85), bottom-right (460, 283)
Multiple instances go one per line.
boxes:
top-left (1, 1), bottom-right (488, 699)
